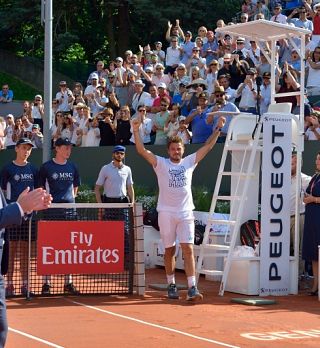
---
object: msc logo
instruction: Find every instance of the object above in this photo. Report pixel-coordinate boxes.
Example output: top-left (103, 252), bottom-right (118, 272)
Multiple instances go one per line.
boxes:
top-left (52, 172), bottom-right (73, 180)
top-left (14, 173), bottom-right (34, 181)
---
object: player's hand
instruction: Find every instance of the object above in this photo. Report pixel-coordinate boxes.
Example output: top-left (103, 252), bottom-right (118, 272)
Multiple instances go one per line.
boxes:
top-left (131, 118), bottom-right (141, 132)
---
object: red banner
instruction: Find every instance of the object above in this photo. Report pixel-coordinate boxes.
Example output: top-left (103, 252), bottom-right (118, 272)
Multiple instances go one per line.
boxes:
top-left (37, 221), bottom-right (124, 275)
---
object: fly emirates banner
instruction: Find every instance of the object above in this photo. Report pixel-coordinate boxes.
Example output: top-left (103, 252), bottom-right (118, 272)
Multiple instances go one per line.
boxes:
top-left (37, 221), bottom-right (124, 274)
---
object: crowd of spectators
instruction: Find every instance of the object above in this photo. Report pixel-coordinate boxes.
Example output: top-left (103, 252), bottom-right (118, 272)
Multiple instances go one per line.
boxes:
top-left (1, 0), bottom-right (320, 150)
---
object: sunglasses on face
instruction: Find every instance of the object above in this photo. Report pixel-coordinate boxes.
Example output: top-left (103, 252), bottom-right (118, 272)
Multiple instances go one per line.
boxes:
top-left (224, 61), bottom-right (231, 64)
top-left (139, 109), bottom-right (146, 112)
top-left (215, 93), bottom-right (224, 97)
top-left (115, 152), bottom-right (125, 155)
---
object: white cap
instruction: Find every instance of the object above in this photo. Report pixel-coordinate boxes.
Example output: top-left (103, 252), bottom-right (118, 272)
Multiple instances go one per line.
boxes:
top-left (91, 73), bottom-right (99, 80)
top-left (134, 79), bottom-right (145, 87)
top-left (116, 57), bottom-right (123, 62)
top-left (158, 82), bottom-right (167, 89)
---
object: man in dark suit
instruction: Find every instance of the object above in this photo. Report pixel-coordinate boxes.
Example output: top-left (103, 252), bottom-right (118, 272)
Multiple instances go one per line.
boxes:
top-left (0, 187), bottom-right (52, 347)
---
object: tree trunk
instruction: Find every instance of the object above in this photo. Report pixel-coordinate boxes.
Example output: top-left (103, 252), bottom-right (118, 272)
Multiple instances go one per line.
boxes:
top-left (106, 6), bottom-right (116, 59)
top-left (117, 0), bottom-right (129, 57)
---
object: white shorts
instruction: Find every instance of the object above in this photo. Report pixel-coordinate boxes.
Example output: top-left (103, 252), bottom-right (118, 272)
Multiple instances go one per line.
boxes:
top-left (158, 210), bottom-right (195, 248)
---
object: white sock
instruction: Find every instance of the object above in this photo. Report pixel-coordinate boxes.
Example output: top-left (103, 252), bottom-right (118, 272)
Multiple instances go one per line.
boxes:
top-left (167, 274), bottom-right (175, 285)
top-left (187, 276), bottom-right (196, 288)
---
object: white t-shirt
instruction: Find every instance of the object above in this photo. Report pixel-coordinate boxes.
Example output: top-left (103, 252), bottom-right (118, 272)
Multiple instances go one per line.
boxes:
top-left (4, 125), bottom-right (15, 147)
top-left (307, 61), bottom-right (320, 87)
top-left (305, 127), bottom-right (320, 140)
top-left (154, 153), bottom-right (197, 212)
top-left (56, 89), bottom-right (73, 112)
top-left (290, 173), bottom-right (311, 215)
top-left (84, 127), bottom-right (100, 147)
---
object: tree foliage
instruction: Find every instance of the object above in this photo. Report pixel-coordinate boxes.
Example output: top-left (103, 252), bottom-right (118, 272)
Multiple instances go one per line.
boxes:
top-left (0, 0), bottom-right (241, 63)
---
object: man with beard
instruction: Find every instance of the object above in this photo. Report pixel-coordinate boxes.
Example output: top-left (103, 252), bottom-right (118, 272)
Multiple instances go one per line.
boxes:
top-left (94, 145), bottom-right (134, 205)
top-left (132, 116), bottom-right (225, 301)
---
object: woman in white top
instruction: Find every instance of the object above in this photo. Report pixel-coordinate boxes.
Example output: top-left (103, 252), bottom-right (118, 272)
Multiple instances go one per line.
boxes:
top-left (60, 113), bottom-right (74, 140)
top-left (176, 116), bottom-right (192, 144)
top-left (130, 105), bottom-right (152, 144)
top-left (306, 47), bottom-right (320, 97)
top-left (205, 60), bottom-right (219, 95)
top-left (0, 116), bottom-right (5, 150)
top-left (83, 117), bottom-right (101, 147)
top-left (164, 104), bottom-right (180, 138)
top-left (305, 115), bottom-right (320, 140)
top-left (51, 111), bottom-right (64, 145)
top-left (75, 106), bottom-right (91, 146)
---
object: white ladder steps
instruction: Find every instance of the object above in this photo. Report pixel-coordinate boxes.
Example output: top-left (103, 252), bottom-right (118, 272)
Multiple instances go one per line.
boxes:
top-left (196, 114), bottom-right (263, 296)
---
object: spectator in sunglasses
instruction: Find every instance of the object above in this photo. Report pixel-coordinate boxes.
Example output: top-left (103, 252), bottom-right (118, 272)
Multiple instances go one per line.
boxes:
top-left (0, 84), bottom-right (13, 103)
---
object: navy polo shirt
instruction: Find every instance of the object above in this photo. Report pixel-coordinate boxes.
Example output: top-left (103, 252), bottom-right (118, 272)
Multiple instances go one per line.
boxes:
top-left (39, 160), bottom-right (81, 203)
top-left (0, 162), bottom-right (39, 202)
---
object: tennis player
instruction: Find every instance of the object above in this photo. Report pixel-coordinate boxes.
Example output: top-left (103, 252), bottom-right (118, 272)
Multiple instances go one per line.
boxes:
top-left (132, 116), bottom-right (225, 301)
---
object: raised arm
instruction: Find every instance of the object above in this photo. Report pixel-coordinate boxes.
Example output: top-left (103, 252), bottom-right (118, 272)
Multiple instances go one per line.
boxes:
top-left (131, 118), bottom-right (157, 167)
top-left (195, 116), bottom-right (225, 164)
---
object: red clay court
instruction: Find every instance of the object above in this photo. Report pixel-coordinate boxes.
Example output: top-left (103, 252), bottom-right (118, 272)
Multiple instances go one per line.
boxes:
top-left (5, 268), bottom-right (320, 348)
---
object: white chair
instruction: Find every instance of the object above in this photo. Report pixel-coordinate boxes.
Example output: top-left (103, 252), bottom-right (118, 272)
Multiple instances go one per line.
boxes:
top-left (267, 102), bottom-right (292, 114)
top-left (230, 113), bottom-right (259, 143)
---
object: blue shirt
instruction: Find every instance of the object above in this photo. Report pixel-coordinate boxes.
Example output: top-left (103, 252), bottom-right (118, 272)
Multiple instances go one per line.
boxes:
top-left (39, 160), bottom-right (81, 203)
top-left (180, 41), bottom-right (196, 65)
top-left (288, 18), bottom-right (313, 31)
top-left (207, 102), bottom-right (240, 134)
top-left (0, 162), bottom-right (39, 202)
top-left (283, 0), bottom-right (303, 10)
top-left (173, 94), bottom-right (189, 116)
top-left (0, 89), bottom-right (13, 101)
top-left (202, 40), bottom-right (218, 65)
top-left (189, 107), bottom-right (212, 143)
